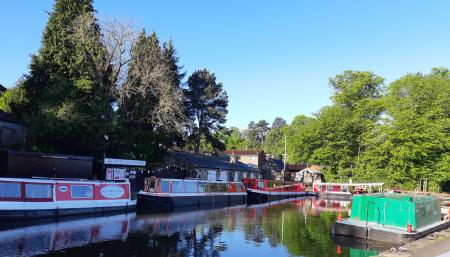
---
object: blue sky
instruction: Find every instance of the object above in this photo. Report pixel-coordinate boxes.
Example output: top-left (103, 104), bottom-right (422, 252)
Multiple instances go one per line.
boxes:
top-left (1, 0), bottom-right (450, 128)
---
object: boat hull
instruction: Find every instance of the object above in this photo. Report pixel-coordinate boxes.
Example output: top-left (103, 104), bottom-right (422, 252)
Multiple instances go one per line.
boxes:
top-left (0, 201), bottom-right (136, 220)
top-left (246, 189), bottom-right (306, 203)
top-left (316, 192), bottom-right (352, 200)
top-left (137, 193), bottom-right (247, 211)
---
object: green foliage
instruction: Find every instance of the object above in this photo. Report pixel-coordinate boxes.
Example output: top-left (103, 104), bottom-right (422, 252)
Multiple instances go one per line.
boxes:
top-left (230, 69), bottom-right (448, 191)
top-left (241, 120), bottom-right (270, 150)
top-left (264, 117), bottom-right (287, 157)
top-left (356, 70), bottom-right (450, 190)
top-left (184, 69), bottom-right (228, 153)
top-left (5, 0), bottom-right (113, 156)
top-left (222, 127), bottom-right (246, 150)
top-left (1, 0), bottom-right (187, 162)
top-left (116, 30), bottom-right (186, 161)
top-left (0, 84), bottom-right (27, 113)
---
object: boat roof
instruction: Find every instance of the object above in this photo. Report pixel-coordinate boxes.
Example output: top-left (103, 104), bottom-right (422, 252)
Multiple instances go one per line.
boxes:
top-left (314, 182), bottom-right (384, 186)
top-left (0, 177), bottom-right (128, 185)
top-left (157, 178), bottom-right (243, 184)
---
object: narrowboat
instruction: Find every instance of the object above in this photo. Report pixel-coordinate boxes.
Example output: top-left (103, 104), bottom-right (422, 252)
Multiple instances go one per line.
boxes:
top-left (0, 177), bottom-right (136, 219)
top-left (137, 177), bottom-right (247, 211)
top-left (313, 182), bottom-right (384, 200)
top-left (243, 179), bottom-right (306, 203)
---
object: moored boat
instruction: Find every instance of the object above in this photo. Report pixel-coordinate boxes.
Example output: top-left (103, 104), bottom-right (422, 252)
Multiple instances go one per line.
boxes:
top-left (244, 179), bottom-right (306, 203)
top-left (313, 182), bottom-right (384, 200)
top-left (137, 177), bottom-right (247, 211)
top-left (0, 177), bottom-right (136, 219)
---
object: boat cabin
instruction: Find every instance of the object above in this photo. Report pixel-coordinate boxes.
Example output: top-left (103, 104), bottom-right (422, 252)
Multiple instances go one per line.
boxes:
top-left (143, 177), bottom-right (246, 194)
top-left (243, 179), bottom-right (305, 192)
top-left (0, 177), bottom-right (131, 203)
top-left (313, 182), bottom-right (384, 195)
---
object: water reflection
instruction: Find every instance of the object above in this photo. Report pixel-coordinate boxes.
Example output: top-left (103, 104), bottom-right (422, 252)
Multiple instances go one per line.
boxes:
top-left (0, 198), bottom-right (393, 257)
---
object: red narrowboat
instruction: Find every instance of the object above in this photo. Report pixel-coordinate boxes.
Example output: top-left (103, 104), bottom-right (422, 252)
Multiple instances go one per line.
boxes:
top-left (0, 177), bottom-right (136, 219)
top-left (137, 177), bottom-right (247, 211)
top-left (243, 179), bottom-right (306, 203)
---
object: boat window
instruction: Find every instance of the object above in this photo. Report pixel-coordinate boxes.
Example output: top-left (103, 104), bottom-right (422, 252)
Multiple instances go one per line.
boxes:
top-left (160, 180), bottom-right (170, 193)
top-left (257, 181), bottom-right (265, 189)
top-left (172, 180), bottom-right (185, 193)
top-left (198, 182), bottom-right (208, 192)
top-left (218, 183), bottom-right (228, 192)
top-left (237, 183), bottom-right (245, 192)
top-left (25, 183), bottom-right (52, 199)
top-left (185, 181), bottom-right (197, 193)
top-left (144, 177), bottom-right (156, 192)
top-left (0, 182), bottom-right (21, 198)
top-left (228, 183), bottom-right (236, 192)
top-left (209, 183), bottom-right (218, 192)
top-left (245, 179), bottom-right (254, 189)
top-left (71, 185), bottom-right (93, 198)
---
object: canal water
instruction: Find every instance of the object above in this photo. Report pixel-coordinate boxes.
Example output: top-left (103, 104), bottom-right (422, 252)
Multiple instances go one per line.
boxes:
top-left (0, 197), bottom-right (398, 257)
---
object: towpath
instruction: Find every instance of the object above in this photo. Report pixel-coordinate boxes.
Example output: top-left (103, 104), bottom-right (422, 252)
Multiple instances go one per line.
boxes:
top-left (379, 227), bottom-right (450, 257)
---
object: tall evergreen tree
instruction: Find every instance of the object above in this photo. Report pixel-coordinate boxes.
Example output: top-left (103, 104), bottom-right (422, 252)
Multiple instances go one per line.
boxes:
top-left (10, 0), bottom-right (111, 155)
top-left (184, 69), bottom-right (228, 154)
top-left (163, 39), bottom-right (185, 88)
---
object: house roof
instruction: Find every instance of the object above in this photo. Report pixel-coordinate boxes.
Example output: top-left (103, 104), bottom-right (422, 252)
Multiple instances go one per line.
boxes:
top-left (169, 150), bottom-right (259, 172)
top-left (307, 165), bottom-right (322, 171)
top-left (268, 158), bottom-right (284, 170)
top-left (286, 163), bottom-right (308, 171)
top-left (300, 168), bottom-right (323, 175)
top-left (0, 84), bottom-right (6, 93)
top-left (223, 149), bottom-right (264, 156)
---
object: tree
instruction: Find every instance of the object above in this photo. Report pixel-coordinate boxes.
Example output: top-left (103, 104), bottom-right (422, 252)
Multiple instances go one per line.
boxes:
top-left (271, 117), bottom-right (287, 129)
top-left (184, 69), bottom-right (228, 153)
top-left (310, 71), bottom-right (385, 180)
top-left (264, 117), bottom-right (287, 157)
top-left (163, 39), bottom-right (185, 89)
top-left (224, 127), bottom-right (246, 150)
top-left (358, 69), bottom-right (450, 190)
top-left (5, 0), bottom-right (112, 155)
top-left (255, 120), bottom-right (270, 145)
top-left (284, 115), bottom-right (318, 164)
top-left (116, 30), bottom-right (186, 160)
top-left (241, 120), bottom-right (269, 149)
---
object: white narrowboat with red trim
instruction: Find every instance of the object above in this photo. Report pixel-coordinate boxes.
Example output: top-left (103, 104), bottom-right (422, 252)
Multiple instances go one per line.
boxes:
top-left (313, 182), bottom-right (384, 200)
top-left (243, 179), bottom-right (306, 203)
top-left (0, 177), bottom-right (136, 219)
top-left (137, 177), bottom-right (247, 211)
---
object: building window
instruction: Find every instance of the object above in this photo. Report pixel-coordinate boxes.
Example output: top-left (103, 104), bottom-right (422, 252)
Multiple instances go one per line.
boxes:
top-left (0, 182), bottom-right (21, 198)
top-left (25, 184), bottom-right (52, 199)
top-left (71, 185), bottom-right (93, 198)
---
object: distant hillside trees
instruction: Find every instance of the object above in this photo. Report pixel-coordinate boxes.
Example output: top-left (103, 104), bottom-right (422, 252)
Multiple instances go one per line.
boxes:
top-left (220, 69), bottom-right (449, 192)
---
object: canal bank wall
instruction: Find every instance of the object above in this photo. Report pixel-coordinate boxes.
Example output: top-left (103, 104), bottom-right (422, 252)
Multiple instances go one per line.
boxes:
top-left (378, 227), bottom-right (450, 257)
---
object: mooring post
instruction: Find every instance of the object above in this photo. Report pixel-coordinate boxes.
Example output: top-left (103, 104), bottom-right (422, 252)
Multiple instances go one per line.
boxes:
top-left (365, 206), bottom-right (369, 240)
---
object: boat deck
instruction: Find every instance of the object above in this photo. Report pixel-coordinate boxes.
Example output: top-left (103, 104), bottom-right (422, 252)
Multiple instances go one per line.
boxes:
top-left (334, 218), bottom-right (450, 243)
